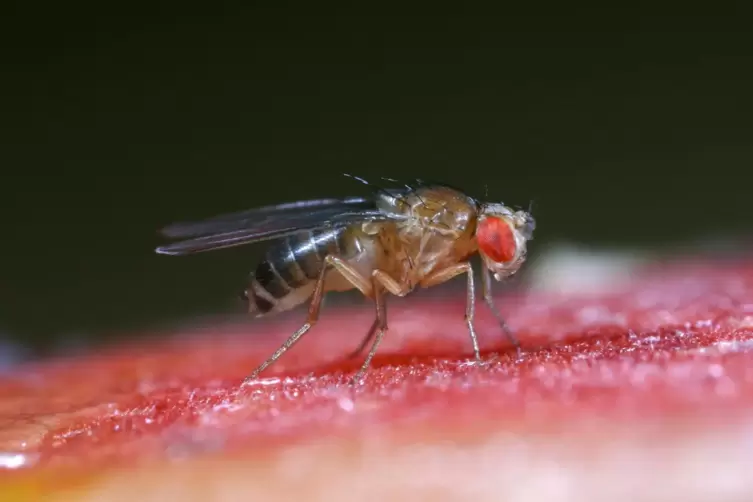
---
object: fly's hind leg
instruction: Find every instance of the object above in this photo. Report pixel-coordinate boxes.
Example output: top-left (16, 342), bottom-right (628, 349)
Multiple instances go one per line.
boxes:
top-left (242, 255), bottom-right (372, 385)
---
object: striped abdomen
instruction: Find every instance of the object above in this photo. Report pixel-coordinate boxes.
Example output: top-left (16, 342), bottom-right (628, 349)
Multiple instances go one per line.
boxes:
top-left (243, 227), bottom-right (353, 316)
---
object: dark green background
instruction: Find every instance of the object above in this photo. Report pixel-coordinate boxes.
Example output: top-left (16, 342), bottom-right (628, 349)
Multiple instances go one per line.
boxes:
top-left (1, 4), bottom-right (752, 357)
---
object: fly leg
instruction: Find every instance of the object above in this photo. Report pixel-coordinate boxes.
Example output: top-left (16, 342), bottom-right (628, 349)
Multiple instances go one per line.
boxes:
top-left (350, 270), bottom-right (411, 384)
top-left (243, 255), bottom-right (372, 385)
top-left (420, 262), bottom-right (482, 363)
top-left (481, 267), bottom-right (522, 357)
top-left (350, 278), bottom-right (386, 385)
top-left (346, 318), bottom-right (380, 360)
top-left (346, 270), bottom-right (410, 360)
top-left (345, 326), bottom-right (377, 360)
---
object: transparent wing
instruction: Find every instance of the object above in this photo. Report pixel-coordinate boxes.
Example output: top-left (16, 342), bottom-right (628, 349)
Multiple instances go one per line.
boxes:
top-left (160, 197), bottom-right (371, 238)
top-left (155, 197), bottom-right (400, 256)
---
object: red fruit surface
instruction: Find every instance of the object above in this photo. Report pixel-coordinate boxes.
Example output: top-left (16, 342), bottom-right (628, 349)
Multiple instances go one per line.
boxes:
top-left (1, 258), bottom-right (753, 501)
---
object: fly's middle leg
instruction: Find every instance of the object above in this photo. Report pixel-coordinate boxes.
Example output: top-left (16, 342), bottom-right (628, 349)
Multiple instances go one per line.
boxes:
top-left (351, 277), bottom-right (386, 385)
top-left (350, 270), bottom-right (411, 383)
top-left (242, 255), bottom-right (372, 385)
top-left (420, 261), bottom-right (483, 363)
top-left (346, 270), bottom-right (411, 360)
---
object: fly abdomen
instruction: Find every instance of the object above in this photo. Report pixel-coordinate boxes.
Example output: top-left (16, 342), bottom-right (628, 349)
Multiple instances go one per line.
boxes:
top-left (244, 228), bottom-right (350, 316)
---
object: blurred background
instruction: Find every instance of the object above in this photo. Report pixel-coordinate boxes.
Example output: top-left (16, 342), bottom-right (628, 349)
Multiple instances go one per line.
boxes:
top-left (0, 3), bottom-right (751, 361)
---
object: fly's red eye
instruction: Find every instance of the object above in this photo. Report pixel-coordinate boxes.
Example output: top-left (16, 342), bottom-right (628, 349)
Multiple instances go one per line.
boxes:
top-left (477, 216), bottom-right (516, 263)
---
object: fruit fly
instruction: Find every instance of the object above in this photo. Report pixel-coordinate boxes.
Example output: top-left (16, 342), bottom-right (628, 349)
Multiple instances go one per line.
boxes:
top-left (155, 178), bottom-right (536, 384)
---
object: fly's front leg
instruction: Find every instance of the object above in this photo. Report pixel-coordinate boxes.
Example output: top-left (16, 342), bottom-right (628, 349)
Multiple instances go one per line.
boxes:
top-left (243, 255), bottom-right (372, 385)
top-left (481, 267), bottom-right (521, 357)
top-left (420, 262), bottom-right (482, 363)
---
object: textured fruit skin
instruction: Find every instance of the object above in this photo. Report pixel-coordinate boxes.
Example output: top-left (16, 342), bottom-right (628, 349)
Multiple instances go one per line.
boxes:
top-left (2, 259), bottom-right (753, 500)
